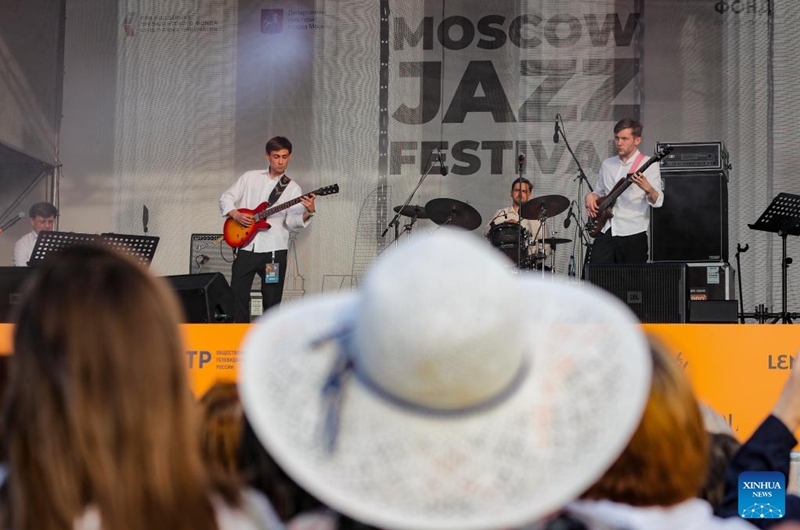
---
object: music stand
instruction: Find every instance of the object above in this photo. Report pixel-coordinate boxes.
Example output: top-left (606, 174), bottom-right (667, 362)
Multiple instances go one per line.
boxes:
top-left (100, 233), bottom-right (160, 267)
top-left (28, 231), bottom-right (99, 266)
top-left (28, 231), bottom-right (160, 268)
top-left (748, 193), bottom-right (800, 323)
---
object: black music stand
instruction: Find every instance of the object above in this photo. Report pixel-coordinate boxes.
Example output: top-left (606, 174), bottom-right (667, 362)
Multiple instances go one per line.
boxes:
top-left (747, 193), bottom-right (800, 324)
top-left (100, 233), bottom-right (160, 267)
top-left (28, 231), bottom-right (160, 268)
top-left (28, 231), bottom-right (99, 266)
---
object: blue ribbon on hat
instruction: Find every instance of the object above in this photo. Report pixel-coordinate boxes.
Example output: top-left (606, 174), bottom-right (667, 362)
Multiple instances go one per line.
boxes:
top-left (315, 324), bottom-right (531, 454)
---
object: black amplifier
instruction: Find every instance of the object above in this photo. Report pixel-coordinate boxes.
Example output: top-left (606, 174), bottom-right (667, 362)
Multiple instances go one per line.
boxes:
top-left (656, 142), bottom-right (728, 172)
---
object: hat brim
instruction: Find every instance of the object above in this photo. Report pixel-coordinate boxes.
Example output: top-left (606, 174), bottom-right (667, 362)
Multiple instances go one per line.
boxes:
top-left (240, 278), bottom-right (651, 530)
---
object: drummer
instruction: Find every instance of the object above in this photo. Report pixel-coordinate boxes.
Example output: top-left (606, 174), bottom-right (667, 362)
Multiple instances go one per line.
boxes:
top-left (484, 177), bottom-right (551, 260)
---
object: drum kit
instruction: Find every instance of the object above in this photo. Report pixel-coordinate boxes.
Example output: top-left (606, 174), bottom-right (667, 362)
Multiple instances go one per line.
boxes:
top-left (392, 194), bottom-right (573, 274)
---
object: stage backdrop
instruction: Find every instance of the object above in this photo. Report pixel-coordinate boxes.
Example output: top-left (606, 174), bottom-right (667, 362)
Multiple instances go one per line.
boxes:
top-left (34, 0), bottom-right (800, 314)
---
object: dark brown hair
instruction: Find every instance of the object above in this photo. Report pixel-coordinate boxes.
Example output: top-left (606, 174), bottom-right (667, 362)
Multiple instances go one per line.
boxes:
top-left (4, 244), bottom-right (235, 530)
top-left (265, 136), bottom-right (292, 154)
top-left (510, 177), bottom-right (532, 193)
top-left (28, 202), bottom-right (58, 219)
top-left (613, 118), bottom-right (643, 138)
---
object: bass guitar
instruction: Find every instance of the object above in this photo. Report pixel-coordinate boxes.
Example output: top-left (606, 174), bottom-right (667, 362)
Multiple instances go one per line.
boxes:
top-left (223, 183), bottom-right (339, 248)
top-left (585, 146), bottom-right (672, 238)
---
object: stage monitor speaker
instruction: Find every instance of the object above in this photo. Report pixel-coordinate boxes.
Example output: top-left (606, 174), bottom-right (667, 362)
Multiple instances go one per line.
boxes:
top-left (689, 300), bottom-right (738, 323)
top-left (0, 267), bottom-right (36, 323)
top-left (651, 172), bottom-right (728, 262)
top-left (165, 273), bottom-right (241, 323)
top-left (584, 263), bottom-right (688, 323)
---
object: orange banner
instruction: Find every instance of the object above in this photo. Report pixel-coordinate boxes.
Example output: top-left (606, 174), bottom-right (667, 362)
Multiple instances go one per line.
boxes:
top-left (0, 323), bottom-right (797, 441)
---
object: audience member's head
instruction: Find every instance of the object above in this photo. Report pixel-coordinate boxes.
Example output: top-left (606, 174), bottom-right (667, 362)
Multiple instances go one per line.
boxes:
top-left (3, 245), bottom-right (235, 530)
top-left (238, 231), bottom-right (652, 530)
top-left (200, 381), bottom-right (245, 482)
top-left (581, 338), bottom-right (710, 506)
top-left (699, 432), bottom-right (742, 509)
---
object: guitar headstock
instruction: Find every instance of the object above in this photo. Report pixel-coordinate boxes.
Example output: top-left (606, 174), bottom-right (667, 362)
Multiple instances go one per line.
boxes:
top-left (314, 184), bottom-right (340, 197)
top-left (655, 144), bottom-right (674, 160)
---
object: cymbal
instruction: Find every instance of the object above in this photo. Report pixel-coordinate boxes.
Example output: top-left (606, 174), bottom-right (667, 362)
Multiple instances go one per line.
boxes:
top-left (519, 195), bottom-right (570, 220)
top-left (425, 198), bottom-right (482, 231)
top-left (536, 237), bottom-right (572, 245)
top-left (393, 204), bottom-right (428, 219)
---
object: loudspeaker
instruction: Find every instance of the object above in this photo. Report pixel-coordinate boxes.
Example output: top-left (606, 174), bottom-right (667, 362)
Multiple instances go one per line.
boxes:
top-left (189, 233), bottom-right (259, 290)
top-left (651, 172), bottom-right (728, 262)
top-left (0, 267), bottom-right (35, 323)
top-left (689, 300), bottom-right (738, 323)
top-left (165, 273), bottom-right (241, 323)
top-left (585, 263), bottom-right (688, 323)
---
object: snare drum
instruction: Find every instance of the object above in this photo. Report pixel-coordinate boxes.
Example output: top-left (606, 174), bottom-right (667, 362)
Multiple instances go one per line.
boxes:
top-left (488, 223), bottom-right (530, 266)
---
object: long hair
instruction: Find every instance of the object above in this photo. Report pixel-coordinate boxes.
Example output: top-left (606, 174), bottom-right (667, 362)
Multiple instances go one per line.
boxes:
top-left (581, 337), bottom-right (709, 506)
top-left (4, 245), bottom-right (232, 530)
top-left (200, 382), bottom-right (244, 482)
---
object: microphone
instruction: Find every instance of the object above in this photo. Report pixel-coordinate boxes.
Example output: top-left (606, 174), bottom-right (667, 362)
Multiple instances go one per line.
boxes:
top-left (0, 212), bottom-right (26, 234)
top-left (199, 255), bottom-right (210, 264)
top-left (564, 202), bottom-right (574, 228)
top-left (553, 117), bottom-right (560, 144)
top-left (435, 149), bottom-right (448, 176)
top-left (518, 154), bottom-right (525, 174)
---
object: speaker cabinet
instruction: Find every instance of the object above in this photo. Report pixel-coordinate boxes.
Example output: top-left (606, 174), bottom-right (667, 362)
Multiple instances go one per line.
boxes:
top-left (0, 267), bottom-right (35, 323)
top-left (689, 300), bottom-right (738, 323)
top-left (584, 263), bottom-right (688, 323)
top-left (165, 273), bottom-right (241, 323)
top-left (651, 172), bottom-right (728, 262)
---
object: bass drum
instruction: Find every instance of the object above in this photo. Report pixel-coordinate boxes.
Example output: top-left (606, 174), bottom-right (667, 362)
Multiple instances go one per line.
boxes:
top-left (488, 223), bottom-right (529, 266)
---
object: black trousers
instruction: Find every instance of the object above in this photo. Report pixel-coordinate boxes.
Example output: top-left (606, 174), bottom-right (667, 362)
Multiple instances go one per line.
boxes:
top-left (230, 249), bottom-right (288, 322)
top-left (591, 229), bottom-right (649, 264)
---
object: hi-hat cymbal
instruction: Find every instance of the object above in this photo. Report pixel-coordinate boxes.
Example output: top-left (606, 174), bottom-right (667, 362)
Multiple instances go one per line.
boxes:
top-left (425, 198), bottom-right (482, 231)
top-left (536, 237), bottom-right (572, 245)
top-left (393, 204), bottom-right (428, 219)
top-left (520, 195), bottom-right (570, 220)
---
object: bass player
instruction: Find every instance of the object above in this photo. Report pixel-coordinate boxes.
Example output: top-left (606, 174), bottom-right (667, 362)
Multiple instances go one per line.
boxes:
top-left (584, 118), bottom-right (664, 264)
top-left (219, 136), bottom-right (316, 320)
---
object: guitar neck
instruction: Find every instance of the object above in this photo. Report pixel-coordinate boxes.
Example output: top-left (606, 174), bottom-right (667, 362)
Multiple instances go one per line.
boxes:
top-left (255, 192), bottom-right (314, 221)
top-left (598, 155), bottom-right (661, 210)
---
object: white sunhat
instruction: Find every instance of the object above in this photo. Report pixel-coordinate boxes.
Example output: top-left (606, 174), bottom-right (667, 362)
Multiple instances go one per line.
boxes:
top-left (239, 230), bottom-right (652, 530)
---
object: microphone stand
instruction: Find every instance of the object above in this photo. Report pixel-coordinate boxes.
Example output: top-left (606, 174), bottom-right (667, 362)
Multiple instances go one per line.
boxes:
top-left (555, 117), bottom-right (593, 277)
top-left (381, 157), bottom-right (437, 247)
top-left (517, 158), bottom-right (525, 271)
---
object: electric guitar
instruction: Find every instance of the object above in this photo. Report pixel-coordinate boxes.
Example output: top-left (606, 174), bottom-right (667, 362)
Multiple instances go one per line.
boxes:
top-left (585, 146), bottom-right (672, 238)
top-left (223, 184), bottom-right (339, 248)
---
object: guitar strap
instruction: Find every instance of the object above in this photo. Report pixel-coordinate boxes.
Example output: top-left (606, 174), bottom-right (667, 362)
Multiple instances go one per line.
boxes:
top-left (630, 152), bottom-right (647, 175)
top-left (268, 174), bottom-right (292, 204)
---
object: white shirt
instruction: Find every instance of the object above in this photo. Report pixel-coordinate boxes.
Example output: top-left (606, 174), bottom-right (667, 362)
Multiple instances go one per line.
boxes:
top-left (594, 149), bottom-right (664, 237)
top-left (13, 231), bottom-right (38, 266)
top-left (219, 170), bottom-right (310, 253)
top-left (567, 499), bottom-right (757, 530)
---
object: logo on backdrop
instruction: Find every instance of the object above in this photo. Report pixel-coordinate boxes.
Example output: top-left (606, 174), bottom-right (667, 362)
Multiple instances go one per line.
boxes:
top-left (185, 350), bottom-right (239, 371)
top-left (261, 9), bottom-right (284, 34)
top-left (738, 471), bottom-right (785, 519)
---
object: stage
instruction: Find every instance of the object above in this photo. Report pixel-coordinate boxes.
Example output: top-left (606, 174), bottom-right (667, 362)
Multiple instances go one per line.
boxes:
top-left (0, 323), bottom-right (793, 442)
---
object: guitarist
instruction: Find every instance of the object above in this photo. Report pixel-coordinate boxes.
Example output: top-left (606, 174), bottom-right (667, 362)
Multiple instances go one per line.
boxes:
top-left (584, 119), bottom-right (663, 264)
top-left (219, 136), bottom-right (316, 321)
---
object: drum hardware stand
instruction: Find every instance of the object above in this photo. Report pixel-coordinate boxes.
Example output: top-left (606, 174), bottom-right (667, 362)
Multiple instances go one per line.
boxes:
top-left (381, 152), bottom-right (439, 247)
top-left (554, 113), bottom-right (594, 276)
top-left (745, 193), bottom-right (800, 324)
